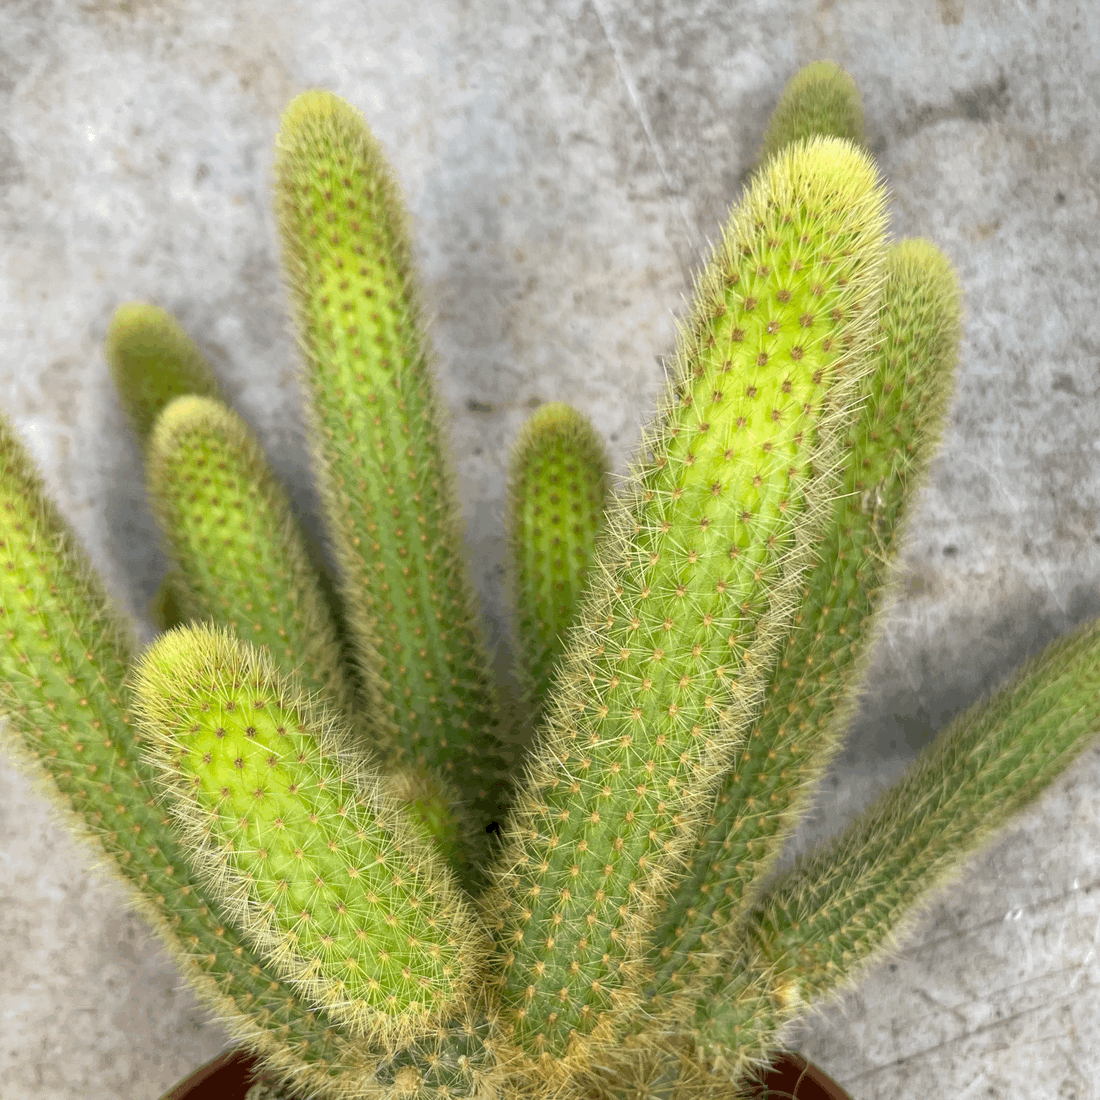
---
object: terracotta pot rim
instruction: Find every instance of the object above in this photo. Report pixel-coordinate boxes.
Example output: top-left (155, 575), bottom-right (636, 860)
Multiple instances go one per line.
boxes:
top-left (158, 1046), bottom-right (852, 1100)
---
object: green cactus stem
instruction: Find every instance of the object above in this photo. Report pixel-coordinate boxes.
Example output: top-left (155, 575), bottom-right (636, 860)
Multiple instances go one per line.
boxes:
top-left (688, 612), bottom-right (1100, 1081)
top-left (134, 623), bottom-right (490, 1047)
top-left (272, 89), bottom-right (511, 832)
top-left (146, 395), bottom-right (360, 722)
top-left (647, 237), bottom-right (963, 999)
top-left (756, 61), bottom-right (866, 171)
top-left (105, 301), bottom-right (230, 447)
top-left (0, 412), bottom-right (418, 1100)
top-left (486, 136), bottom-right (889, 1071)
top-left (507, 401), bottom-right (610, 723)
top-left (105, 301), bottom-right (347, 643)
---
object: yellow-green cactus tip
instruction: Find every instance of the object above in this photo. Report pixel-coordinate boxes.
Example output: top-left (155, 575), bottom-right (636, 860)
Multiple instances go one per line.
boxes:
top-left (758, 61), bottom-right (866, 168)
top-left (104, 302), bottom-right (224, 446)
top-left (279, 88), bottom-right (361, 130)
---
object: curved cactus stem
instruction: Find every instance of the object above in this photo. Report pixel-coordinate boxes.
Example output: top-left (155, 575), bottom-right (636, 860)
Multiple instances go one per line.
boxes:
top-left (689, 614), bottom-right (1100, 1082)
top-left (134, 624), bottom-right (490, 1046)
top-left (646, 238), bottom-right (963, 1001)
top-left (272, 89), bottom-right (512, 842)
top-left (755, 61), bottom-right (866, 172)
top-left (485, 137), bottom-right (888, 1074)
top-left (507, 401), bottom-right (610, 725)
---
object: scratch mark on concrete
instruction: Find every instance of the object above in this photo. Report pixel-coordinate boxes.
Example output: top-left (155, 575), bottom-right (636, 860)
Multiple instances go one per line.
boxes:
top-left (587, 0), bottom-right (703, 266)
top-left (1069, 910), bottom-right (1100, 993)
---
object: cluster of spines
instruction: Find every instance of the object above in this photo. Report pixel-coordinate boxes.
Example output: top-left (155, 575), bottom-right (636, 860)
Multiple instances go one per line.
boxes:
top-left (507, 401), bottom-right (610, 723)
top-left (645, 236), bottom-right (963, 1004)
top-left (486, 136), bottom-right (889, 1071)
top-left (272, 90), bottom-right (512, 838)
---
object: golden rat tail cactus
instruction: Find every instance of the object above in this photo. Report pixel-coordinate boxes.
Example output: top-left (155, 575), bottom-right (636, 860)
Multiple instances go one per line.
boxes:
top-left (3, 62), bottom-right (1099, 1100)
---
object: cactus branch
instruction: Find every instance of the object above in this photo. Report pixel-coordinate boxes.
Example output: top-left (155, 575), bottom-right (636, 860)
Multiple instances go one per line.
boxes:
top-left (691, 615), bottom-right (1100, 1082)
top-left (507, 401), bottom-right (611, 725)
top-left (486, 136), bottom-right (889, 1072)
top-left (134, 624), bottom-right (491, 1048)
top-left (647, 237), bottom-right (963, 1001)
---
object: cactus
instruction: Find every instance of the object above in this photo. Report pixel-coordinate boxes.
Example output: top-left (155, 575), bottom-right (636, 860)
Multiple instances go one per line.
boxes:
top-left (755, 60), bottom-right (866, 170)
top-left (646, 236), bottom-right (963, 1000)
top-left (134, 624), bottom-right (489, 1046)
top-left (2, 62), bottom-right (1099, 1100)
top-left (271, 91), bottom-right (512, 841)
top-left (487, 133), bottom-right (889, 1074)
top-left (507, 401), bottom-right (610, 723)
top-left (106, 300), bottom-right (349, 643)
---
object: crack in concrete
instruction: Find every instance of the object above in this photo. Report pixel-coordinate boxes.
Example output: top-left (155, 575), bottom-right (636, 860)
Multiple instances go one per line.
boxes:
top-left (587, 0), bottom-right (703, 267)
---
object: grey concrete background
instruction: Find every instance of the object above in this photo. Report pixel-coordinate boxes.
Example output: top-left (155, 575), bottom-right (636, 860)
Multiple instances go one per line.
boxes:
top-left (1, 0), bottom-right (1099, 1097)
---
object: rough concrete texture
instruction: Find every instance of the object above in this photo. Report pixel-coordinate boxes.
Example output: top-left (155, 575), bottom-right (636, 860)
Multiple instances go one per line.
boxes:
top-left (1, 0), bottom-right (1099, 1097)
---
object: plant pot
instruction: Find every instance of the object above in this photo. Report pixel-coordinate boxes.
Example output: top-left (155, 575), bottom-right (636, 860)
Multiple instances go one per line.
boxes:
top-left (158, 1048), bottom-right (852, 1100)
top-left (744, 1051), bottom-right (852, 1099)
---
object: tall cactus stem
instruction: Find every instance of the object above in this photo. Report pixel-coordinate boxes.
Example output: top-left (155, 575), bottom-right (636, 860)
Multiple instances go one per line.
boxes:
top-left (646, 237), bottom-right (963, 1000)
top-left (105, 301), bottom-right (348, 645)
top-left (272, 89), bottom-right (512, 836)
top-left (485, 137), bottom-right (889, 1072)
top-left (146, 395), bottom-right (360, 728)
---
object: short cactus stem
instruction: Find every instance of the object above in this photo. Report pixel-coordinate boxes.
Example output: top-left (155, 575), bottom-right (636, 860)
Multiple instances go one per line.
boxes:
top-left (647, 237), bottom-right (963, 1000)
top-left (756, 60), bottom-right (866, 171)
top-left (488, 137), bottom-right (889, 1067)
top-left (135, 624), bottom-right (491, 1047)
top-left (146, 395), bottom-right (360, 726)
top-left (507, 401), bottom-right (610, 722)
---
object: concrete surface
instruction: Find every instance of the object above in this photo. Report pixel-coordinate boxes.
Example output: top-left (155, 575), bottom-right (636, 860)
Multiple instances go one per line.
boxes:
top-left (1, 0), bottom-right (1100, 1097)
